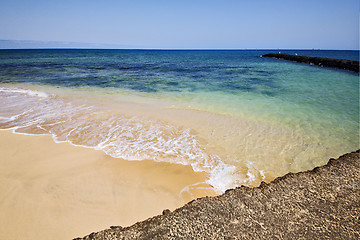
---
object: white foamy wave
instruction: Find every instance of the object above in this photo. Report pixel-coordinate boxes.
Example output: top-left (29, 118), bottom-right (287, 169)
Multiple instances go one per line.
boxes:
top-left (246, 171), bottom-right (256, 184)
top-left (0, 87), bottom-right (49, 98)
top-left (0, 88), bottom-right (251, 193)
top-left (205, 160), bottom-right (267, 193)
top-left (179, 182), bottom-right (214, 199)
top-left (206, 161), bottom-right (238, 192)
top-left (259, 170), bottom-right (266, 180)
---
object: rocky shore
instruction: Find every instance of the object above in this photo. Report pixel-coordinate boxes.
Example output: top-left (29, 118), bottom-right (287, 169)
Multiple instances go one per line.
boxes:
top-left (262, 53), bottom-right (360, 73)
top-left (75, 150), bottom-right (360, 239)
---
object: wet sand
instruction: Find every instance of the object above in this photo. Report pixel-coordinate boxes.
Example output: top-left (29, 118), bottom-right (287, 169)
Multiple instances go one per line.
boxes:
top-left (0, 130), bottom-right (215, 240)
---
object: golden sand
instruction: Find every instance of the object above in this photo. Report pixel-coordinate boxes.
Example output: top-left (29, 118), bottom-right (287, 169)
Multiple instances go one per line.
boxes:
top-left (0, 130), bottom-right (215, 240)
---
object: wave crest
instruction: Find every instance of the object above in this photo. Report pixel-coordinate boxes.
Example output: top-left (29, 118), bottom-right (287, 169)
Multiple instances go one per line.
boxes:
top-left (0, 86), bottom-right (257, 193)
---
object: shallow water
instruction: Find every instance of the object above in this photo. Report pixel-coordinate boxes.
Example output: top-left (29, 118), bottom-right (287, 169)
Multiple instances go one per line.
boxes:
top-left (0, 49), bottom-right (358, 193)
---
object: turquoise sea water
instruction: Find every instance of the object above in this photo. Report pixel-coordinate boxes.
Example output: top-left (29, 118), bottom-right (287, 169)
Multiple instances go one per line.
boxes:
top-left (0, 49), bottom-right (358, 192)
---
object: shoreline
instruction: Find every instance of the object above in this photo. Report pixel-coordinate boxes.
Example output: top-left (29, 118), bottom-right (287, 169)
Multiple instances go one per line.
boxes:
top-left (1, 69), bottom-right (358, 192)
top-left (0, 130), bottom-right (216, 240)
top-left (76, 149), bottom-right (360, 239)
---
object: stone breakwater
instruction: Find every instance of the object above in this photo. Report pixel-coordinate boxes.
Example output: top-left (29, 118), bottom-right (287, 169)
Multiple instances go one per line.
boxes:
top-left (263, 53), bottom-right (360, 73)
top-left (75, 150), bottom-right (360, 240)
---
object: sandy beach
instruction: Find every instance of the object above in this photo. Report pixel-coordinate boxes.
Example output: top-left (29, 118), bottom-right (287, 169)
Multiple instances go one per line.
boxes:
top-left (0, 130), bottom-right (215, 240)
top-left (0, 49), bottom-right (358, 240)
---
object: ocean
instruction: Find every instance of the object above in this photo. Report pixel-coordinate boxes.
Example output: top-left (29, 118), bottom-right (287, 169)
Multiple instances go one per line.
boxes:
top-left (0, 49), bottom-right (358, 193)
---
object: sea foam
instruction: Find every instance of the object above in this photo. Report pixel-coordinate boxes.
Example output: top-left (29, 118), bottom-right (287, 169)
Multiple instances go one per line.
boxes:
top-left (0, 86), bottom-right (250, 193)
top-left (0, 87), bottom-right (49, 98)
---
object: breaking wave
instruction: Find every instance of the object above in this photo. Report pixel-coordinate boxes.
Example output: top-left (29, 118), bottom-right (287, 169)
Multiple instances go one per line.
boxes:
top-left (0, 86), bottom-right (261, 193)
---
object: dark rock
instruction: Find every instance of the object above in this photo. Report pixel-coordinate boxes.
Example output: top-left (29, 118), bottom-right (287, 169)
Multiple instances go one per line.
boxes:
top-left (262, 53), bottom-right (360, 73)
top-left (162, 209), bottom-right (171, 215)
top-left (88, 232), bottom-right (95, 239)
top-left (75, 150), bottom-right (360, 240)
top-left (109, 226), bottom-right (122, 230)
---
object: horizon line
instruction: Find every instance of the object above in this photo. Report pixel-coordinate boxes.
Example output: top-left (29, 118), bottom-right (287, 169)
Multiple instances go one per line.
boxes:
top-left (0, 48), bottom-right (359, 51)
top-left (0, 39), bottom-right (358, 51)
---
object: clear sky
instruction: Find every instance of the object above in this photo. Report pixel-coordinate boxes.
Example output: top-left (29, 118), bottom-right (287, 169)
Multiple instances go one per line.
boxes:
top-left (0, 0), bottom-right (358, 49)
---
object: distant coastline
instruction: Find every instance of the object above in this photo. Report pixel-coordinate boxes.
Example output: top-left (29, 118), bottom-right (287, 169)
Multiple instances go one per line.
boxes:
top-left (0, 39), bottom-right (133, 49)
top-left (1, 40), bottom-right (359, 52)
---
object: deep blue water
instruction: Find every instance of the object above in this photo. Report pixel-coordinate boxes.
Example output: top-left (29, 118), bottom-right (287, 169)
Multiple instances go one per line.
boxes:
top-left (0, 49), bottom-right (358, 94)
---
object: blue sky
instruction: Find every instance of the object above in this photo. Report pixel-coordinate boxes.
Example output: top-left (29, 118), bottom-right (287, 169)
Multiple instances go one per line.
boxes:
top-left (0, 0), bottom-right (358, 49)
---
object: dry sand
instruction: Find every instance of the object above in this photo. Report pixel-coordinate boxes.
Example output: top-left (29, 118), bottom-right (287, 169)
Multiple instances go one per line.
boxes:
top-left (0, 130), bottom-right (215, 240)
